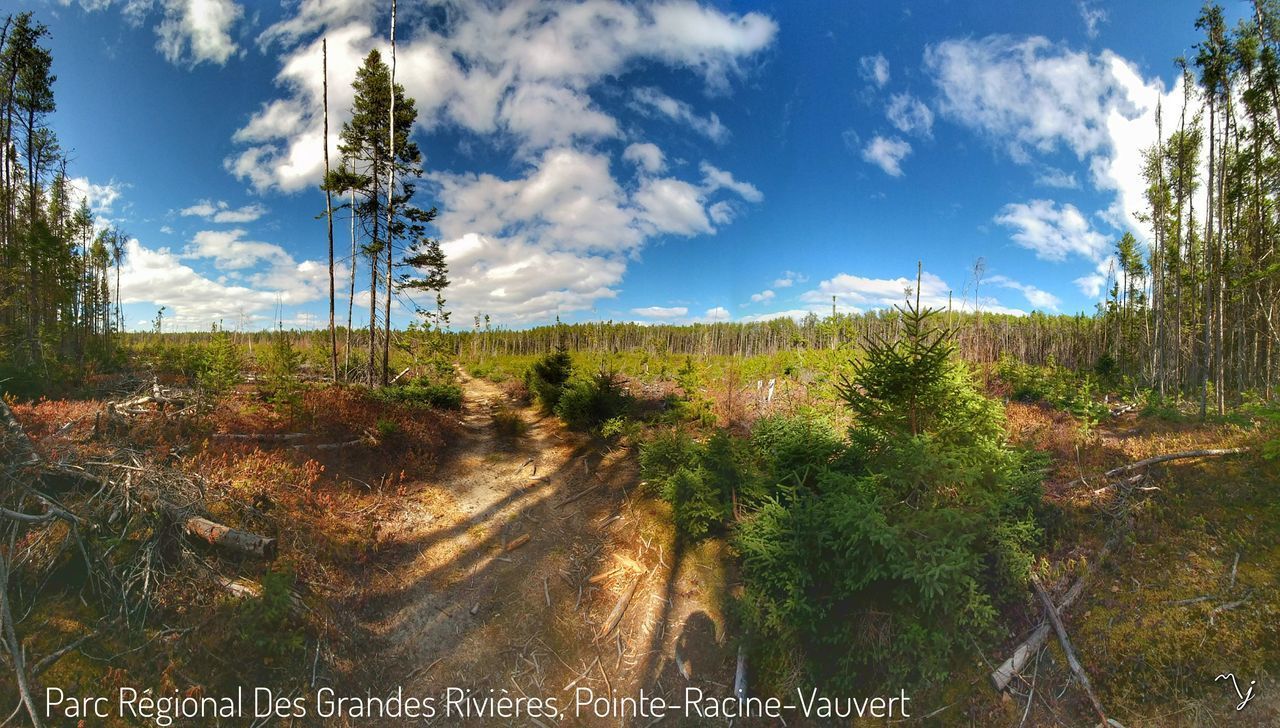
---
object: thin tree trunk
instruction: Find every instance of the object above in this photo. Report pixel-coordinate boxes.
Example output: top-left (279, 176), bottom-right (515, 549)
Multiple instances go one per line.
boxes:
top-left (323, 38), bottom-right (337, 384)
top-left (382, 0), bottom-right (397, 387)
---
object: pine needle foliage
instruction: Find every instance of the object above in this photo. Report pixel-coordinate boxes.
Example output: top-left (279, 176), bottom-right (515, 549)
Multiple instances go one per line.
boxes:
top-left (735, 292), bottom-right (1047, 691)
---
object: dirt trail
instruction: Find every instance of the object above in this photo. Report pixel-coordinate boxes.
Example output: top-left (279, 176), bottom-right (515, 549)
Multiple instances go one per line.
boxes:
top-left (351, 373), bottom-right (735, 726)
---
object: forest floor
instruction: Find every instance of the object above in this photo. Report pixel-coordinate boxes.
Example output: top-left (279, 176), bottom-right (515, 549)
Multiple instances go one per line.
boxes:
top-left (343, 372), bottom-right (739, 726)
top-left (5, 368), bottom-right (1277, 727)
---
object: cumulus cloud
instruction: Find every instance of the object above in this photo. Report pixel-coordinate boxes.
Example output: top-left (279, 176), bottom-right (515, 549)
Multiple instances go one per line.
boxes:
top-left (429, 148), bottom-right (763, 322)
top-left (925, 33), bottom-right (1190, 299)
top-left (185, 229), bottom-right (291, 270)
top-left (994, 199), bottom-right (1109, 262)
top-left (885, 93), bottom-right (933, 137)
top-left (232, 1), bottom-right (775, 193)
top-left (118, 235), bottom-right (340, 331)
top-left (623, 143), bottom-right (666, 174)
top-left (861, 135), bottom-right (912, 177)
top-left (154, 0), bottom-right (245, 67)
top-left (859, 53), bottom-right (889, 88)
top-left (67, 176), bottom-right (124, 218)
top-left (180, 199), bottom-right (268, 223)
top-left (750, 289), bottom-right (774, 303)
top-left (925, 35), bottom-right (1126, 163)
top-left (60, 0), bottom-right (244, 67)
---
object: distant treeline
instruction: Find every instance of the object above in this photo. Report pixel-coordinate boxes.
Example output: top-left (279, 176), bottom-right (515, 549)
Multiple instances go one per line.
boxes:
top-left (451, 310), bottom-right (1113, 370)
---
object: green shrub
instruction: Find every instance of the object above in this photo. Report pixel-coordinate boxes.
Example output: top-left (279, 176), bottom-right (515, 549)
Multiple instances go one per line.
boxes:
top-left (197, 327), bottom-right (242, 398)
top-left (554, 371), bottom-right (632, 431)
top-left (236, 568), bottom-right (304, 666)
top-left (662, 467), bottom-right (728, 541)
top-left (639, 427), bottom-right (755, 541)
top-left (259, 331), bottom-right (304, 413)
top-left (526, 346), bottom-right (573, 412)
top-left (736, 294), bottom-right (1045, 691)
top-left (750, 414), bottom-right (844, 490)
top-left (372, 381), bottom-right (463, 410)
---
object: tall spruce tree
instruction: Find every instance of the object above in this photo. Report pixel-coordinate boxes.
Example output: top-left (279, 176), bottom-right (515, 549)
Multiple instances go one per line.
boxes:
top-left (338, 49), bottom-right (429, 386)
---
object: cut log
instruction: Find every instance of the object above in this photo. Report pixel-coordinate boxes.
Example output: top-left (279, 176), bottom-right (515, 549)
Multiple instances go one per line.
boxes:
top-left (504, 534), bottom-right (530, 551)
top-left (182, 516), bottom-right (277, 559)
top-left (1032, 576), bottom-right (1109, 725)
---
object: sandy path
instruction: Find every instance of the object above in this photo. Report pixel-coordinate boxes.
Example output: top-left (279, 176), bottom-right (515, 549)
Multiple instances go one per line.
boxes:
top-left (346, 372), bottom-right (735, 726)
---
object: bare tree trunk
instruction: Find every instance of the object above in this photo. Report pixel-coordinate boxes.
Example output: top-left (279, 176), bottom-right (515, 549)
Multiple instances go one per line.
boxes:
top-left (382, 0), bottom-right (397, 387)
top-left (345, 187), bottom-right (355, 378)
top-left (323, 38), bottom-right (338, 384)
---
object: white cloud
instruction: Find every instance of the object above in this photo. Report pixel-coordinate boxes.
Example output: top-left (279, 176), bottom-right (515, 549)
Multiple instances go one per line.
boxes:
top-left (704, 306), bottom-right (730, 321)
top-left (622, 143), bottom-right (666, 174)
top-left (925, 34), bottom-right (1191, 299)
top-left (859, 53), bottom-right (889, 88)
top-left (750, 289), bottom-right (774, 303)
top-left (185, 229), bottom-right (291, 270)
top-left (861, 135), bottom-right (912, 177)
top-left (232, 1), bottom-right (775, 193)
top-left (632, 305), bottom-right (688, 318)
top-left (154, 0), bottom-right (245, 67)
top-left (699, 162), bottom-right (763, 202)
top-left (987, 274), bottom-right (1061, 310)
top-left (430, 148), bottom-right (763, 322)
top-left (1034, 167), bottom-right (1079, 189)
top-left (885, 93), bottom-right (933, 137)
top-left (631, 87), bottom-right (729, 142)
top-left (180, 199), bottom-right (268, 223)
top-left (635, 178), bottom-right (714, 236)
top-left (67, 176), bottom-right (124, 218)
top-left (994, 199), bottom-right (1110, 263)
top-left (117, 235), bottom-right (342, 331)
top-left (773, 270), bottom-right (806, 288)
top-left (925, 35), bottom-right (1120, 164)
top-left (1078, 0), bottom-right (1108, 39)
top-left (739, 309), bottom-right (815, 323)
top-left (799, 270), bottom-right (1028, 316)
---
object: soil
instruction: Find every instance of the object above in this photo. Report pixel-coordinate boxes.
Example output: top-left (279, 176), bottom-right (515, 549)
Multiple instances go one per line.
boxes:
top-left (345, 373), bottom-right (736, 726)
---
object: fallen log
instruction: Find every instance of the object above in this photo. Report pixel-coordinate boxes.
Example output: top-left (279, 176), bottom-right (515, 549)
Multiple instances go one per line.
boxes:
top-left (186, 517), bottom-right (277, 559)
top-left (1066, 448), bottom-right (1247, 490)
top-left (1032, 576), bottom-right (1109, 725)
top-left (597, 574), bottom-right (641, 639)
top-left (214, 432), bottom-right (309, 443)
top-left (175, 514), bottom-right (277, 560)
top-left (992, 526), bottom-right (1124, 691)
top-left (504, 534), bottom-right (531, 551)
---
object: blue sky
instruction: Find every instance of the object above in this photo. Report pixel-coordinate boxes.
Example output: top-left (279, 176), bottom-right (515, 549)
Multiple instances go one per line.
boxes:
top-left (34, 0), bottom-right (1244, 331)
